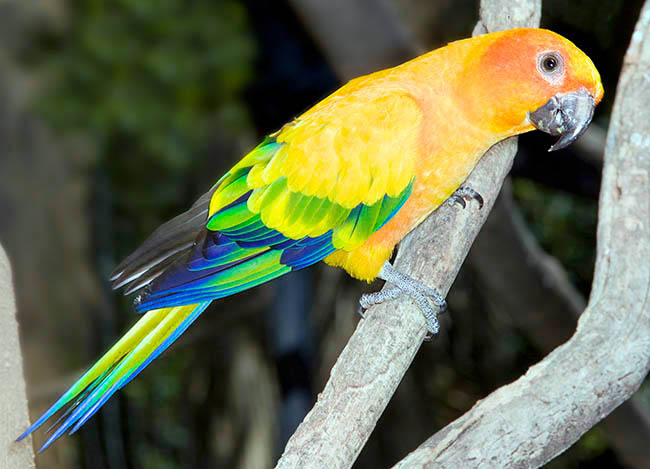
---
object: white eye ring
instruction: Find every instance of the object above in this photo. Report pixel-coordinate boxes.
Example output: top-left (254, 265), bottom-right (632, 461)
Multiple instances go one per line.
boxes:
top-left (537, 51), bottom-right (565, 84)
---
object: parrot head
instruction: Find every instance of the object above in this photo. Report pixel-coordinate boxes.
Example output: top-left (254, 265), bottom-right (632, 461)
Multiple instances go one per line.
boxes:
top-left (459, 28), bottom-right (604, 151)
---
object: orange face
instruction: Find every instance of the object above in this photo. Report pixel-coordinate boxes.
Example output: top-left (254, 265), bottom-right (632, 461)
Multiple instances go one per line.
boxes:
top-left (458, 28), bottom-right (603, 135)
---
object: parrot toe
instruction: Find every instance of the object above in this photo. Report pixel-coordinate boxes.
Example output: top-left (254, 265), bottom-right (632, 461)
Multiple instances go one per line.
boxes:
top-left (358, 287), bottom-right (403, 317)
top-left (447, 186), bottom-right (484, 210)
top-left (448, 194), bottom-right (466, 209)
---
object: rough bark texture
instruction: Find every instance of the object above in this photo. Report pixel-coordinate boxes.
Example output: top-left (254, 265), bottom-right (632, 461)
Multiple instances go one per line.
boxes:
top-left (469, 183), bottom-right (650, 469)
top-left (275, 2), bottom-right (542, 468)
top-left (395, 3), bottom-right (650, 467)
top-left (0, 244), bottom-right (35, 469)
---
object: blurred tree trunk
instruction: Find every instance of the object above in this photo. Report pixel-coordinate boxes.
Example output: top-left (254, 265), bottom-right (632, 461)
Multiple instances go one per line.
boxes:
top-left (0, 243), bottom-right (35, 468)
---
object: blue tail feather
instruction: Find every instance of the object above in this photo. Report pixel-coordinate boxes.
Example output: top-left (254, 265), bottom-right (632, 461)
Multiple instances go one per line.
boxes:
top-left (30, 302), bottom-right (211, 452)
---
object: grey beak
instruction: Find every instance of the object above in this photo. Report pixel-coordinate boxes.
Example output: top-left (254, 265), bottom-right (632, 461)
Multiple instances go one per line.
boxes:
top-left (527, 87), bottom-right (596, 152)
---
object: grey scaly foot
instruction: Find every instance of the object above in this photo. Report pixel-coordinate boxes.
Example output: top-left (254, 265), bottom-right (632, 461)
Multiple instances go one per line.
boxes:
top-left (358, 287), bottom-right (403, 318)
top-left (447, 186), bottom-right (484, 210)
top-left (358, 261), bottom-right (446, 338)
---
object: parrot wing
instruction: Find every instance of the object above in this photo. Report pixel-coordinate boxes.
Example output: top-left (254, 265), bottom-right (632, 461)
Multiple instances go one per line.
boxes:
top-left (110, 91), bottom-right (422, 311)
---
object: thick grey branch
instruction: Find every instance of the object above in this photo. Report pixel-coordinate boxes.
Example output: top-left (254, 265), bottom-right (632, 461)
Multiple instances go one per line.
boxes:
top-left (275, 1), bottom-right (541, 468)
top-left (470, 182), bottom-right (650, 469)
top-left (0, 244), bottom-right (35, 468)
top-left (395, 3), bottom-right (650, 467)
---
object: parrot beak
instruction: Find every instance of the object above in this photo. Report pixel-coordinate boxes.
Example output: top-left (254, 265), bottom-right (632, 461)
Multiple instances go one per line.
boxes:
top-left (527, 87), bottom-right (596, 152)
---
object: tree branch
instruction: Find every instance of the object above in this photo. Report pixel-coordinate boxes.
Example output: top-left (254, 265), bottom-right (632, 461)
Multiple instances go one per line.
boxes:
top-left (0, 243), bottom-right (35, 468)
top-left (469, 181), bottom-right (650, 469)
top-left (394, 2), bottom-right (650, 466)
top-left (275, 2), bottom-right (541, 468)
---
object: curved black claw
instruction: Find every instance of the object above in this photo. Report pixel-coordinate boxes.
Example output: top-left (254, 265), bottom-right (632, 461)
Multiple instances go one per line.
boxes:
top-left (424, 331), bottom-right (437, 342)
top-left (358, 304), bottom-right (366, 319)
top-left (449, 194), bottom-right (466, 209)
top-left (448, 186), bottom-right (484, 210)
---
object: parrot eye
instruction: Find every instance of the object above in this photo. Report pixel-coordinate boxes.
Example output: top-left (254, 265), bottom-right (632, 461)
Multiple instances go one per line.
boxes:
top-left (538, 52), bottom-right (564, 76)
top-left (542, 56), bottom-right (558, 71)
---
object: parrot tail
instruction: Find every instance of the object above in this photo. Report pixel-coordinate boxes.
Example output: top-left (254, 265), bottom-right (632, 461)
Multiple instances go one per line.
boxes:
top-left (17, 301), bottom-right (211, 452)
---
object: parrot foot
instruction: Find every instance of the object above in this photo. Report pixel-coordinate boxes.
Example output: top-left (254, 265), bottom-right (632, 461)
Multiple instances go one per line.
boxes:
top-left (447, 186), bottom-right (484, 210)
top-left (358, 261), bottom-right (446, 339)
top-left (358, 287), bottom-right (403, 317)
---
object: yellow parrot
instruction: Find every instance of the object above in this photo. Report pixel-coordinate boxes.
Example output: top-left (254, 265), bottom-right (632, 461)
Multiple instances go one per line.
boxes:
top-left (20, 28), bottom-right (603, 451)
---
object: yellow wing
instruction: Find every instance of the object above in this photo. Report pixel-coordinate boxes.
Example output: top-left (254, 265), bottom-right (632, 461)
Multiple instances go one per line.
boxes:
top-left (273, 88), bottom-right (421, 208)
top-left (210, 83), bottom-right (424, 248)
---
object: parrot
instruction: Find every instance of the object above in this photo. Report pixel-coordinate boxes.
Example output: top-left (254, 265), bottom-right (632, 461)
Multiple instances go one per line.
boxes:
top-left (19, 28), bottom-right (603, 451)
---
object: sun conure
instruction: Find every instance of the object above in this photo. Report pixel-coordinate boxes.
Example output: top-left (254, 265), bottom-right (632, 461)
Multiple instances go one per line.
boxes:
top-left (19, 28), bottom-right (603, 451)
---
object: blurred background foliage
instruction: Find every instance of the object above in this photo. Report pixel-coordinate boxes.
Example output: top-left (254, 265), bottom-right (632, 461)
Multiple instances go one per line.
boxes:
top-left (1, 0), bottom-right (647, 467)
top-left (31, 0), bottom-right (256, 254)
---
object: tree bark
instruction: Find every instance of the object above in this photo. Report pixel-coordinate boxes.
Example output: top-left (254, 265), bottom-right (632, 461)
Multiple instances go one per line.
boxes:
top-left (0, 244), bottom-right (35, 468)
top-left (469, 181), bottom-right (650, 469)
top-left (395, 2), bottom-right (650, 467)
top-left (275, 2), bottom-right (542, 468)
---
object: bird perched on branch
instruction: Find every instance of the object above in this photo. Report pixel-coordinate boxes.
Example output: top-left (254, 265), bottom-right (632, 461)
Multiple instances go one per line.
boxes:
top-left (20, 28), bottom-right (603, 451)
